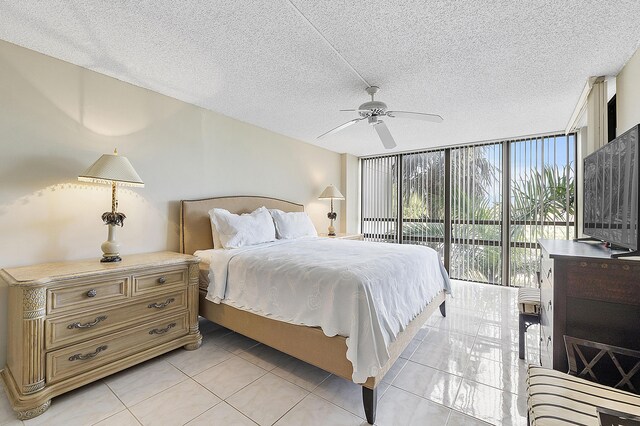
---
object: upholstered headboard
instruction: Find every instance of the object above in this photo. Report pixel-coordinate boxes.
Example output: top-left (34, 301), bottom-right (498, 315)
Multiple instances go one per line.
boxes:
top-left (179, 196), bottom-right (304, 255)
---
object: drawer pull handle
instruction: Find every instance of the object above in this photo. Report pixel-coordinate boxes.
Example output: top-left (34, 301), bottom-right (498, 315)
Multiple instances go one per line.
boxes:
top-left (546, 268), bottom-right (552, 279)
top-left (67, 316), bottom-right (107, 329)
top-left (548, 300), bottom-right (552, 310)
top-left (157, 277), bottom-right (167, 284)
top-left (68, 345), bottom-right (107, 361)
top-left (149, 323), bottom-right (176, 335)
top-left (148, 298), bottom-right (175, 309)
top-left (86, 289), bottom-right (97, 298)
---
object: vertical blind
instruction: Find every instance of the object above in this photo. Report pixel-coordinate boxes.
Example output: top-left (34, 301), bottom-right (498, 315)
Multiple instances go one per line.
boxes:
top-left (400, 150), bottom-right (446, 258)
top-left (361, 133), bottom-right (576, 287)
top-left (450, 143), bottom-right (503, 285)
top-left (361, 155), bottom-right (399, 243)
top-left (509, 134), bottom-right (576, 287)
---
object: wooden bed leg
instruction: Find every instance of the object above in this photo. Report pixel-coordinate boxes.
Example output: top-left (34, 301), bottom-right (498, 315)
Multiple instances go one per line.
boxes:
top-left (362, 386), bottom-right (377, 425)
top-left (439, 300), bottom-right (446, 317)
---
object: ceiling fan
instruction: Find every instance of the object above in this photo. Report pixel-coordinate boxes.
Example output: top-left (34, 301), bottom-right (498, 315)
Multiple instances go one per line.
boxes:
top-left (317, 86), bottom-right (443, 149)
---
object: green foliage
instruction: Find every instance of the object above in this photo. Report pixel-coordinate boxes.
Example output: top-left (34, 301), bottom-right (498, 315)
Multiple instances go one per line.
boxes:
top-left (393, 148), bottom-right (574, 286)
top-left (511, 165), bottom-right (575, 222)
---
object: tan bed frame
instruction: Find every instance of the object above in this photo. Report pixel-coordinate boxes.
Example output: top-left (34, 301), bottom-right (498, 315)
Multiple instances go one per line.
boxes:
top-left (180, 196), bottom-right (446, 424)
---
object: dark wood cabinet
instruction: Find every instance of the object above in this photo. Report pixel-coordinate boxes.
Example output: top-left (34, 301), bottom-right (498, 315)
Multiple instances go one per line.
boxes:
top-left (538, 239), bottom-right (640, 372)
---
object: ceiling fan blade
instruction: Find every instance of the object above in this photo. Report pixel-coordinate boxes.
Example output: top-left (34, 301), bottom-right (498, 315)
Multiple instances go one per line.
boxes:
top-left (340, 109), bottom-right (371, 113)
top-left (387, 111), bottom-right (443, 123)
top-left (317, 117), bottom-right (365, 139)
top-left (374, 121), bottom-right (397, 149)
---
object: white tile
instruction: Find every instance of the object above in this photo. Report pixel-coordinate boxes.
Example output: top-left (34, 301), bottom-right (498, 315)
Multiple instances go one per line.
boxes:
top-left (409, 344), bottom-right (471, 376)
top-left (271, 357), bottom-right (331, 391)
top-left (197, 318), bottom-right (225, 335)
top-left (23, 382), bottom-right (124, 426)
top-left (104, 359), bottom-right (188, 407)
top-left (164, 335), bottom-right (233, 377)
top-left (470, 337), bottom-right (520, 364)
top-left (186, 402), bottom-right (257, 426)
top-left (446, 410), bottom-right (492, 426)
top-left (208, 332), bottom-right (259, 355)
top-left (227, 373), bottom-right (308, 426)
top-left (447, 294), bottom-right (488, 313)
top-left (426, 308), bottom-right (483, 336)
top-left (237, 344), bottom-right (291, 371)
top-left (392, 360), bottom-right (462, 407)
top-left (93, 410), bottom-right (141, 426)
top-left (274, 394), bottom-right (362, 426)
top-left (0, 386), bottom-right (22, 426)
top-left (464, 356), bottom-right (528, 395)
top-left (193, 356), bottom-right (267, 400)
top-left (413, 326), bottom-right (430, 341)
top-left (399, 338), bottom-right (420, 360)
top-left (312, 375), bottom-right (389, 419)
top-left (453, 379), bottom-right (528, 426)
top-left (381, 357), bottom-right (407, 385)
top-left (420, 328), bottom-right (476, 353)
top-left (129, 379), bottom-right (220, 426)
top-left (376, 386), bottom-right (451, 426)
top-left (476, 322), bottom-right (521, 342)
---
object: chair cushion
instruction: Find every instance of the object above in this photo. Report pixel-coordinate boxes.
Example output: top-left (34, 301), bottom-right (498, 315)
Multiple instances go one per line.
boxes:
top-left (518, 287), bottom-right (541, 314)
top-left (527, 365), bottom-right (640, 425)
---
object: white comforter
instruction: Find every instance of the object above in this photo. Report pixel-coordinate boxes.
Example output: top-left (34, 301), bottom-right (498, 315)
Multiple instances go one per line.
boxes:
top-left (196, 238), bottom-right (451, 383)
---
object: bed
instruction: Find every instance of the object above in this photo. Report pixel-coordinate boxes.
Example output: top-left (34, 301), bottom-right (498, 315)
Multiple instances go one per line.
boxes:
top-left (180, 195), bottom-right (449, 424)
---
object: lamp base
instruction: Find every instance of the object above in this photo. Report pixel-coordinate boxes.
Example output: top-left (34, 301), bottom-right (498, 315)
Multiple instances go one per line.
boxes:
top-left (101, 224), bottom-right (122, 263)
top-left (328, 224), bottom-right (336, 236)
top-left (100, 255), bottom-right (122, 263)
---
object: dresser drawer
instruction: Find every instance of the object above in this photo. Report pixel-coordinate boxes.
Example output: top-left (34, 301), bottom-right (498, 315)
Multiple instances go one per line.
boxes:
top-left (45, 289), bottom-right (187, 349)
top-left (46, 311), bottom-right (189, 384)
top-left (47, 275), bottom-right (130, 316)
top-left (566, 260), bottom-right (640, 305)
top-left (540, 256), bottom-right (554, 288)
top-left (133, 267), bottom-right (188, 296)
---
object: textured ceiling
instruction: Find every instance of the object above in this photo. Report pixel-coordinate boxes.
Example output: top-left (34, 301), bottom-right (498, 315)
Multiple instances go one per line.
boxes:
top-left (1, 1), bottom-right (639, 156)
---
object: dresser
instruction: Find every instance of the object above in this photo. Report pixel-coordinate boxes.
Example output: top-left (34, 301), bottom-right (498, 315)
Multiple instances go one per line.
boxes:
top-left (538, 239), bottom-right (640, 372)
top-left (0, 252), bottom-right (202, 419)
top-left (318, 233), bottom-right (364, 241)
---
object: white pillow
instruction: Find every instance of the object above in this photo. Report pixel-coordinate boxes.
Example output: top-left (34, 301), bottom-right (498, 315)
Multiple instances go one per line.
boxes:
top-left (210, 219), bottom-right (223, 249)
top-left (269, 209), bottom-right (317, 239)
top-left (209, 207), bottom-right (276, 249)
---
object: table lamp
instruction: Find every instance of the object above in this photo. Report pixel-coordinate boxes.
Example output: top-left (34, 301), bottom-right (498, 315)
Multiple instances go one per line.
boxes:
top-left (78, 149), bottom-right (144, 262)
top-left (318, 184), bottom-right (344, 236)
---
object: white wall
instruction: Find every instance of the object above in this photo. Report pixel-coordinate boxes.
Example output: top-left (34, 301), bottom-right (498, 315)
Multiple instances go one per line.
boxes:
top-left (340, 153), bottom-right (360, 234)
top-left (0, 40), bottom-right (342, 367)
top-left (617, 47), bottom-right (640, 135)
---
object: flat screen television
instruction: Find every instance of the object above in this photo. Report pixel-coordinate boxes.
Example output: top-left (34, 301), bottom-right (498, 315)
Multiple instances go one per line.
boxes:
top-left (583, 124), bottom-right (639, 257)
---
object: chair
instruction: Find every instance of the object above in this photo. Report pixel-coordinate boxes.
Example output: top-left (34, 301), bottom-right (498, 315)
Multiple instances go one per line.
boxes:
top-left (518, 287), bottom-right (540, 360)
top-left (527, 337), bottom-right (640, 425)
top-left (564, 336), bottom-right (640, 394)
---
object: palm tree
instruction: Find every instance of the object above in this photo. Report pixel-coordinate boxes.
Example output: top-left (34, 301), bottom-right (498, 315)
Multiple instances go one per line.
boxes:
top-left (509, 165), bottom-right (575, 286)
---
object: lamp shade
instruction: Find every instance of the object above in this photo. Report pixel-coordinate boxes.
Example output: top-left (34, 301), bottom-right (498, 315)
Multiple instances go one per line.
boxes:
top-left (78, 150), bottom-right (144, 187)
top-left (318, 184), bottom-right (344, 200)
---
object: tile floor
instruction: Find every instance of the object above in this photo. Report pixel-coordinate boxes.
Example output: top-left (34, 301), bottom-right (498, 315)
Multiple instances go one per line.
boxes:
top-left (0, 280), bottom-right (538, 426)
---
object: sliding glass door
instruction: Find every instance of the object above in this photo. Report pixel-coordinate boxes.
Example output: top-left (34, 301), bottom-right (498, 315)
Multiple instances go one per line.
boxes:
top-left (360, 133), bottom-right (576, 287)
top-left (450, 143), bottom-right (503, 285)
